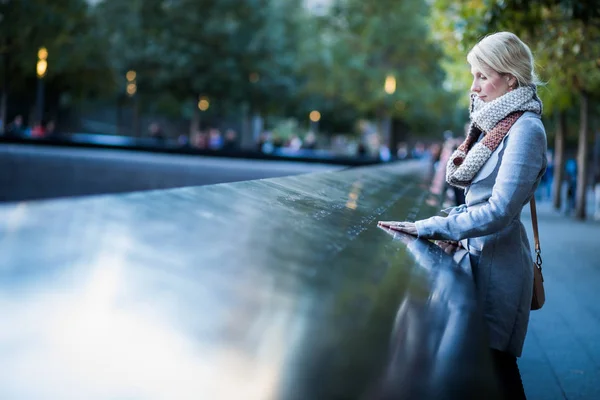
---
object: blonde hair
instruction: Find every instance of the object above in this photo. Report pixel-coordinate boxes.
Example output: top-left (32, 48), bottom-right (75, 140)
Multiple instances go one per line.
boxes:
top-left (467, 32), bottom-right (541, 87)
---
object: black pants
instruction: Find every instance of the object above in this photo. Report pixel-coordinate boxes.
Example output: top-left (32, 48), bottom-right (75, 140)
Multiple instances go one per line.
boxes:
top-left (491, 349), bottom-right (527, 400)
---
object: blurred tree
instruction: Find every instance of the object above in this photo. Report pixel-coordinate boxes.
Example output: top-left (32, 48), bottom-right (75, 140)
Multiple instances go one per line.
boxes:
top-left (484, 0), bottom-right (600, 217)
top-left (301, 0), bottom-right (461, 145)
top-left (93, 0), bottom-right (167, 135)
top-left (94, 0), bottom-right (308, 140)
top-left (431, 0), bottom-right (600, 219)
top-left (0, 0), bottom-right (112, 130)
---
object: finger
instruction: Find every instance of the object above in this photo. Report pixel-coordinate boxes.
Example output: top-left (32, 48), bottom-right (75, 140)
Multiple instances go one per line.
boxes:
top-left (378, 221), bottom-right (398, 226)
top-left (444, 245), bottom-right (458, 255)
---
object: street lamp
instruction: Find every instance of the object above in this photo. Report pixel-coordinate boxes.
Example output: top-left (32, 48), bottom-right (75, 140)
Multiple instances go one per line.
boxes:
top-left (309, 110), bottom-right (320, 134)
top-left (125, 70), bottom-right (139, 135)
top-left (36, 47), bottom-right (48, 126)
top-left (384, 74), bottom-right (396, 95)
top-left (309, 110), bottom-right (321, 122)
top-left (198, 96), bottom-right (209, 111)
top-left (126, 70), bottom-right (137, 96)
top-left (382, 74), bottom-right (397, 147)
top-left (195, 96), bottom-right (210, 134)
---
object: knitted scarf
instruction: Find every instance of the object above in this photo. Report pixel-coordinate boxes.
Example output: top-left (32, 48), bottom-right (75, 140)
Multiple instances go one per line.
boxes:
top-left (446, 85), bottom-right (543, 189)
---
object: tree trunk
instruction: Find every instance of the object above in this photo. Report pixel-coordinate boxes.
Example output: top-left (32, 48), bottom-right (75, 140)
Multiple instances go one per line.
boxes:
top-left (552, 111), bottom-right (566, 210)
top-left (239, 102), bottom-right (252, 150)
top-left (1, 50), bottom-right (8, 134)
top-left (132, 96), bottom-right (140, 137)
top-left (594, 129), bottom-right (600, 186)
top-left (116, 95), bottom-right (122, 135)
top-left (189, 98), bottom-right (199, 138)
top-left (575, 91), bottom-right (589, 220)
top-left (0, 91), bottom-right (6, 135)
top-left (251, 112), bottom-right (263, 144)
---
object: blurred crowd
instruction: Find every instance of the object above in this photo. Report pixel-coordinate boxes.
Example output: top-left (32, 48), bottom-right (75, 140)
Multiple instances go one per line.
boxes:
top-left (2, 115), bottom-right (58, 139)
top-left (426, 128), bottom-right (600, 221)
top-left (0, 114), bottom-right (435, 162)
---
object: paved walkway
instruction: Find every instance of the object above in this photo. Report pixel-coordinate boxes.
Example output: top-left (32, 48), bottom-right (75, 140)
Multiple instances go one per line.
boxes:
top-left (520, 199), bottom-right (600, 400)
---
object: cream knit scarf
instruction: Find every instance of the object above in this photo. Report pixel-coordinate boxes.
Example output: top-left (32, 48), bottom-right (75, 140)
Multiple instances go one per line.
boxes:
top-left (446, 85), bottom-right (543, 189)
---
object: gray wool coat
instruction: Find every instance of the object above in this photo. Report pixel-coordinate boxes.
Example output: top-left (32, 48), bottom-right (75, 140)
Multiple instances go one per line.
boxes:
top-left (415, 111), bottom-right (547, 357)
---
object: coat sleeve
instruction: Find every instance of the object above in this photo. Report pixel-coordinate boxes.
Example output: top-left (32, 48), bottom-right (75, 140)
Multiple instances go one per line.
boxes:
top-left (415, 117), bottom-right (547, 241)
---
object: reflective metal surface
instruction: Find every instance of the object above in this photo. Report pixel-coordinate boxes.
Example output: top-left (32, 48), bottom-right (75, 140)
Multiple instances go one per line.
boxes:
top-left (0, 161), bottom-right (499, 399)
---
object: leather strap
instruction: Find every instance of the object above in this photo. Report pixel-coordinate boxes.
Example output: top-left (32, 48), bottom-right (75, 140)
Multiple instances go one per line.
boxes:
top-left (530, 197), bottom-right (542, 265)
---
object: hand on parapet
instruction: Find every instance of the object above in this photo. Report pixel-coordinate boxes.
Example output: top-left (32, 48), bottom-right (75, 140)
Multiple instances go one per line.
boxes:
top-left (377, 221), bottom-right (418, 236)
top-left (433, 240), bottom-right (463, 255)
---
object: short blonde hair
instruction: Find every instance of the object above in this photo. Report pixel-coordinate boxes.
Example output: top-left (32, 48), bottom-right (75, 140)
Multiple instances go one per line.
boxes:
top-left (467, 32), bottom-right (541, 87)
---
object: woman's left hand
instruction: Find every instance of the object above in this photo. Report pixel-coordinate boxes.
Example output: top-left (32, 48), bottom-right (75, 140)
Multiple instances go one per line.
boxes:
top-left (377, 220), bottom-right (418, 236)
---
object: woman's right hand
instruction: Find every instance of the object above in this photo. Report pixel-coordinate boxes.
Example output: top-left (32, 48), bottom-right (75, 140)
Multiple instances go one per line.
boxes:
top-left (434, 240), bottom-right (463, 255)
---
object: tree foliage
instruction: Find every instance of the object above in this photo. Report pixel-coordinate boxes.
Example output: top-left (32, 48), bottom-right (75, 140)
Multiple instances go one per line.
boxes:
top-left (431, 0), bottom-right (600, 113)
top-left (2, 0), bottom-right (466, 137)
top-left (300, 0), bottom-right (461, 135)
top-left (431, 0), bottom-right (600, 219)
top-left (0, 0), bottom-right (112, 99)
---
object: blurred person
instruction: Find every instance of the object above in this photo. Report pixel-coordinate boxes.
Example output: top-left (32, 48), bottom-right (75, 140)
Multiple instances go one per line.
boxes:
top-left (45, 120), bottom-right (58, 138)
top-left (380, 32), bottom-right (546, 400)
top-left (429, 142), bottom-right (443, 179)
top-left (221, 129), bottom-right (239, 151)
top-left (431, 135), bottom-right (466, 207)
top-left (177, 133), bottom-right (189, 147)
top-left (272, 134), bottom-right (284, 150)
top-left (302, 131), bottom-right (317, 150)
top-left (594, 169), bottom-right (600, 221)
top-left (357, 142), bottom-right (367, 158)
top-left (565, 157), bottom-right (577, 215)
top-left (448, 138), bottom-right (467, 206)
top-left (257, 132), bottom-right (268, 152)
top-left (208, 128), bottom-right (223, 150)
top-left (331, 134), bottom-right (347, 154)
top-left (536, 150), bottom-right (553, 201)
top-left (287, 134), bottom-right (303, 151)
top-left (259, 131), bottom-right (274, 153)
top-left (396, 142), bottom-right (409, 159)
top-left (31, 123), bottom-right (46, 138)
top-left (411, 141), bottom-right (427, 159)
top-left (6, 115), bottom-right (25, 137)
top-left (379, 143), bottom-right (391, 162)
top-left (148, 122), bottom-right (166, 142)
top-left (190, 130), bottom-right (208, 149)
top-left (367, 134), bottom-right (382, 158)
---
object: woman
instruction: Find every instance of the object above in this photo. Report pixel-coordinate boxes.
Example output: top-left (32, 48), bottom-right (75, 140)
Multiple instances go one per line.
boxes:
top-left (379, 32), bottom-right (547, 399)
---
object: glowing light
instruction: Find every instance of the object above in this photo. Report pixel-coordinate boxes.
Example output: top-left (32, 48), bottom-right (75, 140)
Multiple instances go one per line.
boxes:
top-left (37, 47), bottom-right (48, 77)
top-left (38, 47), bottom-right (48, 60)
top-left (126, 70), bottom-right (137, 82)
top-left (36, 60), bottom-right (48, 78)
top-left (384, 75), bottom-right (396, 94)
top-left (126, 83), bottom-right (137, 96)
top-left (198, 97), bottom-right (209, 111)
top-left (309, 111), bottom-right (321, 122)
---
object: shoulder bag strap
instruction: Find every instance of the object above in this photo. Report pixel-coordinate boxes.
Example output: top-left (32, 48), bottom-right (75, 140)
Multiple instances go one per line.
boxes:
top-left (530, 197), bottom-right (542, 268)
